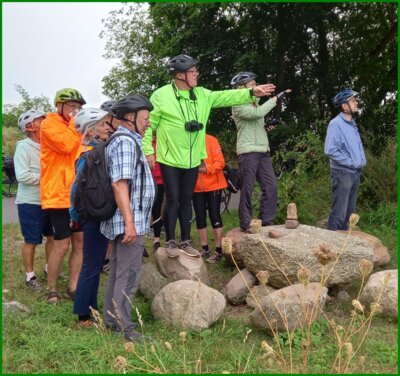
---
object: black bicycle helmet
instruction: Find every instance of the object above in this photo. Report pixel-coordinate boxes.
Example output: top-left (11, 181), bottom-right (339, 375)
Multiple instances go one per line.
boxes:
top-left (231, 71), bottom-right (257, 87)
top-left (100, 100), bottom-right (117, 114)
top-left (332, 89), bottom-right (359, 108)
top-left (167, 54), bottom-right (199, 75)
top-left (110, 94), bottom-right (153, 120)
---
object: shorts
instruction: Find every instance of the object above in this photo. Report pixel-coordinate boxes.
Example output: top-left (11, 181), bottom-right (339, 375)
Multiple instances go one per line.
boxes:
top-left (17, 203), bottom-right (54, 245)
top-left (47, 208), bottom-right (82, 240)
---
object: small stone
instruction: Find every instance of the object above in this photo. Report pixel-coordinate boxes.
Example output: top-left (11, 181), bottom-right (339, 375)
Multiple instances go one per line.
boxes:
top-left (285, 219), bottom-right (299, 229)
top-left (268, 229), bottom-right (284, 238)
top-left (287, 203), bottom-right (298, 220)
top-left (2, 301), bottom-right (31, 315)
top-left (337, 290), bottom-right (351, 302)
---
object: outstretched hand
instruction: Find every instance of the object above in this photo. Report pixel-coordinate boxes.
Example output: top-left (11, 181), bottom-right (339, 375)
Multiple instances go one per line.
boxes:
top-left (252, 84), bottom-right (276, 97)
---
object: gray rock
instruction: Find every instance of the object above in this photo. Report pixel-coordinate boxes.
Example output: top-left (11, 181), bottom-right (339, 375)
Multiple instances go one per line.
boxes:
top-left (246, 285), bottom-right (277, 308)
top-left (360, 269), bottom-right (397, 319)
top-left (152, 280), bottom-right (226, 331)
top-left (154, 247), bottom-right (210, 285)
top-left (139, 263), bottom-right (169, 301)
top-left (238, 224), bottom-right (375, 288)
top-left (225, 269), bottom-right (257, 305)
top-left (2, 301), bottom-right (30, 315)
top-left (337, 290), bottom-right (351, 302)
top-left (250, 283), bottom-right (328, 334)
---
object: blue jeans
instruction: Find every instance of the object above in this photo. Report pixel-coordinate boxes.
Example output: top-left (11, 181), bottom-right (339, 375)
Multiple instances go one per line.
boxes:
top-left (73, 221), bottom-right (109, 316)
top-left (328, 168), bottom-right (361, 231)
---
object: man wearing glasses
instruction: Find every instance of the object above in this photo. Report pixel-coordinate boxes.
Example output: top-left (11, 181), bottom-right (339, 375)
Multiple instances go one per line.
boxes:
top-left (40, 88), bottom-right (85, 303)
top-left (142, 54), bottom-right (276, 258)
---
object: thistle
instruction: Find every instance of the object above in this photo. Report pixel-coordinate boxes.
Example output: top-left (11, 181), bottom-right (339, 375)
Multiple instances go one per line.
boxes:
top-left (221, 237), bottom-right (233, 254)
top-left (349, 213), bottom-right (360, 228)
top-left (164, 341), bottom-right (173, 351)
top-left (352, 299), bottom-right (364, 313)
top-left (124, 342), bottom-right (135, 353)
top-left (343, 342), bottom-right (354, 358)
top-left (359, 259), bottom-right (374, 278)
top-left (313, 243), bottom-right (336, 265)
top-left (256, 270), bottom-right (270, 285)
top-left (114, 355), bottom-right (128, 371)
top-left (250, 219), bottom-right (262, 234)
top-left (179, 331), bottom-right (187, 342)
top-left (297, 265), bottom-right (311, 287)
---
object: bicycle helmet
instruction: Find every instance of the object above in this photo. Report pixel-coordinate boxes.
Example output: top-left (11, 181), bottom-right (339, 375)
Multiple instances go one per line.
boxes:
top-left (18, 109), bottom-right (46, 132)
top-left (231, 71), bottom-right (257, 87)
top-left (54, 88), bottom-right (86, 106)
top-left (167, 54), bottom-right (199, 75)
top-left (74, 108), bottom-right (108, 134)
top-left (111, 94), bottom-right (153, 120)
top-left (100, 100), bottom-right (116, 114)
top-left (332, 89), bottom-right (359, 108)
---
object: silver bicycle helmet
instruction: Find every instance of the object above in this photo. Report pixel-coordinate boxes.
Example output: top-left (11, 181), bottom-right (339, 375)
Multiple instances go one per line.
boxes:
top-left (18, 109), bottom-right (46, 132)
top-left (74, 107), bottom-right (108, 134)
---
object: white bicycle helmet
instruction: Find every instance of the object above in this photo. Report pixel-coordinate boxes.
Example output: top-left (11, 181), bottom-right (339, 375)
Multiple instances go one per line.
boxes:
top-left (74, 107), bottom-right (108, 134)
top-left (18, 109), bottom-right (46, 132)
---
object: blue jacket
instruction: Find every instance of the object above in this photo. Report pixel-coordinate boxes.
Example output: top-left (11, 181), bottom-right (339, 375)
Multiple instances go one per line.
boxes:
top-left (324, 113), bottom-right (366, 171)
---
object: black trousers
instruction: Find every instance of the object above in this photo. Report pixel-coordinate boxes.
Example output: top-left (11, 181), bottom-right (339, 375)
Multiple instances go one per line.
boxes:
top-left (159, 163), bottom-right (199, 241)
top-left (151, 184), bottom-right (164, 238)
top-left (193, 190), bottom-right (223, 229)
top-left (238, 152), bottom-right (278, 229)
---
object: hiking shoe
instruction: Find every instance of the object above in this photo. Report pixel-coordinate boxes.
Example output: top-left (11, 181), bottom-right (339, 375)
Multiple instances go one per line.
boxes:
top-left (25, 276), bottom-right (42, 291)
top-left (65, 287), bottom-right (76, 300)
top-left (179, 240), bottom-right (201, 258)
top-left (124, 330), bottom-right (146, 343)
top-left (165, 240), bottom-right (181, 258)
top-left (153, 242), bottom-right (161, 253)
top-left (207, 252), bottom-right (223, 264)
top-left (200, 249), bottom-right (210, 258)
top-left (143, 247), bottom-right (149, 258)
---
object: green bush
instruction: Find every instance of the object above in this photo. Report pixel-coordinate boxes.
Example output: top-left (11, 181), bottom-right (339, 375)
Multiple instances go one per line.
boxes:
top-left (2, 127), bottom-right (23, 155)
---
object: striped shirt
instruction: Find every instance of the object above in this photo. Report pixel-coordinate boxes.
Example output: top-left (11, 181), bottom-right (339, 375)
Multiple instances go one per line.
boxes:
top-left (100, 126), bottom-right (156, 240)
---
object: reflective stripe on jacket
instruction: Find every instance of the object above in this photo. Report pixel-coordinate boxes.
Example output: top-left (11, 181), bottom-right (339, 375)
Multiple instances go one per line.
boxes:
top-left (40, 112), bottom-right (81, 209)
top-left (194, 134), bottom-right (227, 192)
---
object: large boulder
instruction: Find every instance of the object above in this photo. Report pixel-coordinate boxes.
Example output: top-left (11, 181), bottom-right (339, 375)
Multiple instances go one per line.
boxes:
top-left (246, 285), bottom-right (277, 309)
top-left (139, 263), bottom-right (169, 301)
top-left (154, 247), bottom-right (210, 285)
top-left (238, 224), bottom-right (375, 288)
top-left (223, 228), bottom-right (246, 268)
top-left (359, 269), bottom-right (397, 320)
top-left (337, 230), bottom-right (390, 267)
top-left (152, 280), bottom-right (226, 331)
top-left (225, 269), bottom-right (257, 305)
top-left (250, 283), bottom-right (328, 334)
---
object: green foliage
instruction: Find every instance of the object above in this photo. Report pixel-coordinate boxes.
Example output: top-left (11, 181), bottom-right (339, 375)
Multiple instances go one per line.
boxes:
top-left (2, 126), bottom-right (23, 155)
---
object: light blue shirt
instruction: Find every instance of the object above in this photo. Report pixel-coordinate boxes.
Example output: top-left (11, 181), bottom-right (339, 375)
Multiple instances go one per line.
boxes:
top-left (14, 138), bottom-right (42, 205)
top-left (324, 113), bottom-right (366, 171)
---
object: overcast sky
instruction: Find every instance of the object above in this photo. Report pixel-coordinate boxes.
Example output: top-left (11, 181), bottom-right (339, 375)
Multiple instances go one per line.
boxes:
top-left (3, 2), bottom-right (124, 107)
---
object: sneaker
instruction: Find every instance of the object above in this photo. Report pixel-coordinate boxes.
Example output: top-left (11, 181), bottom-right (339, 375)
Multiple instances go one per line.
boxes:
top-left (65, 287), bottom-right (76, 300)
top-left (200, 249), bottom-right (210, 258)
top-left (179, 240), bottom-right (201, 258)
top-left (25, 276), bottom-right (42, 291)
top-left (165, 240), bottom-right (181, 258)
top-left (153, 242), bottom-right (161, 253)
top-left (207, 252), bottom-right (223, 264)
top-left (143, 247), bottom-right (149, 257)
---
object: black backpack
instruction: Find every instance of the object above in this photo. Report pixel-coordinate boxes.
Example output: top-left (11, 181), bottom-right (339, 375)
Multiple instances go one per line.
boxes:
top-left (223, 166), bottom-right (241, 193)
top-left (74, 132), bottom-right (142, 222)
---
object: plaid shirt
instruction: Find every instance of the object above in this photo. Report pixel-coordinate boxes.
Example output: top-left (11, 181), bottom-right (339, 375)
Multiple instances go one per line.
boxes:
top-left (100, 126), bottom-right (156, 240)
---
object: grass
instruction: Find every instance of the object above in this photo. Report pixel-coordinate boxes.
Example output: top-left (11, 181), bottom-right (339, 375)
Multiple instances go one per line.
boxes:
top-left (2, 205), bottom-right (398, 374)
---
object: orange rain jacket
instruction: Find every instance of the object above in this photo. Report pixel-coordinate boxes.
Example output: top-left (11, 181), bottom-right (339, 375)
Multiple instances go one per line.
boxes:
top-left (40, 113), bottom-right (81, 209)
top-left (194, 134), bottom-right (227, 193)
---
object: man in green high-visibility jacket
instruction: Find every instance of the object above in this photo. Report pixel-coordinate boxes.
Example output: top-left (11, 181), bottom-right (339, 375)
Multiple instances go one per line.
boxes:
top-left (142, 54), bottom-right (276, 258)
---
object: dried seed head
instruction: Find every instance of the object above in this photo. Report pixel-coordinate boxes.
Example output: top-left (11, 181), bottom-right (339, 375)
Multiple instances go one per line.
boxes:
top-left (222, 371), bottom-right (231, 374)
top-left (256, 270), bottom-right (270, 285)
top-left (221, 237), bottom-right (233, 254)
top-left (359, 259), bottom-right (374, 278)
top-left (261, 340), bottom-right (274, 353)
top-left (164, 341), bottom-right (172, 351)
top-left (352, 299), bottom-right (364, 313)
top-left (124, 342), bottom-right (135, 353)
top-left (370, 302), bottom-right (383, 315)
top-left (349, 213), bottom-right (360, 228)
top-left (343, 342), bottom-right (353, 358)
top-left (179, 331), bottom-right (187, 342)
top-left (358, 355), bottom-right (366, 367)
top-left (313, 243), bottom-right (336, 265)
top-left (350, 309), bottom-right (357, 317)
top-left (114, 355), bottom-right (128, 371)
top-left (250, 219), bottom-right (262, 234)
top-left (297, 265), bottom-right (311, 287)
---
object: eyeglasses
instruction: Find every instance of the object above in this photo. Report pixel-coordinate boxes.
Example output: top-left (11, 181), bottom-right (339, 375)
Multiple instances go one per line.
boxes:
top-left (64, 102), bottom-right (82, 110)
top-left (186, 69), bottom-right (199, 74)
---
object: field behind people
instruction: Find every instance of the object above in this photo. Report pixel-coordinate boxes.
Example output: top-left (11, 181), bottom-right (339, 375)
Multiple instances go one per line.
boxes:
top-left (2, 197), bottom-right (397, 374)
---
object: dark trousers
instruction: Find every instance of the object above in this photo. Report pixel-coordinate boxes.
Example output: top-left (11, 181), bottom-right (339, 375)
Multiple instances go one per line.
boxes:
top-left (73, 221), bottom-right (109, 316)
top-left (151, 184), bottom-right (164, 238)
top-left (328, 168), bottom-right (361, 231)
top-left (159, 163), bottom-right (199, 241)
top-left (193, 190), bottom-right (223, 229)
top-left (238, 152), bottom-right (278, 229)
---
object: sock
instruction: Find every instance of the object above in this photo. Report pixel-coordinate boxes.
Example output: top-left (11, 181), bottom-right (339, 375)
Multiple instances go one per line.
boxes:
top-left (215, 247), bottom-right (222, 255)
top-left (45, 264), bottom-right (48, 273)
top-left (103, 258), bottom-right (110, 266)
top-left (202, 245), bottom-right (209, 253)
top-left (26, 271), bottom-right (35, 282)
